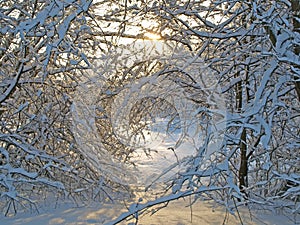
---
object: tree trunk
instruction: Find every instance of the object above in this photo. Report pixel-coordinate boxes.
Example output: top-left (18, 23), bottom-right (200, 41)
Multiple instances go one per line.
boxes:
top-left (235, 71), bottom-right (248, 196)
top-left (238, 128), bottom-right (248, 194)
top-left (291, 0), bottom-right (300, 101)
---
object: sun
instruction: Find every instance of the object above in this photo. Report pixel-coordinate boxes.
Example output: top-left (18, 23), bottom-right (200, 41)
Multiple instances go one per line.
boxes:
top-left (144, 32), bottom-right (161, 40)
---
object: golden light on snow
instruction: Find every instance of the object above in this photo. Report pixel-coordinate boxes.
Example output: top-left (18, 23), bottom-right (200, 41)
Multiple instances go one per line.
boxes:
top-left (144, 32), bottom-right (161, 40)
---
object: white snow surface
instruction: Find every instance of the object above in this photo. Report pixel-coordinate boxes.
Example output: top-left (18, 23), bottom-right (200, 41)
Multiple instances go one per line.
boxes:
top-left (1, 199), bottom-right (297, 225)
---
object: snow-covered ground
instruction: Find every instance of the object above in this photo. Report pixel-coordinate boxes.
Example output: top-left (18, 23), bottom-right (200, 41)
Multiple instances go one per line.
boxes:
top-left (1, 198), bottom-right (297, 225)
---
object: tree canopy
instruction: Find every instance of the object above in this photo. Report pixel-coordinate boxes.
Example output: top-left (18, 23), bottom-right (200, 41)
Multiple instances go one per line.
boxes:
top-left (0, 0), bottom-right (299, 222)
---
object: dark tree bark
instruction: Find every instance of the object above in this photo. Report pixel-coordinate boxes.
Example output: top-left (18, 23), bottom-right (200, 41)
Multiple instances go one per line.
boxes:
top-left (291, 0), bottom-right (300, 101)
top-left (238, 128), bottom-right (248, 194)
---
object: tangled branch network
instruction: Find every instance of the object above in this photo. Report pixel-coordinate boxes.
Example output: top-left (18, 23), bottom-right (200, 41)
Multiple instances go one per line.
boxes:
top-left (71, 41), bottom-right (227, 186)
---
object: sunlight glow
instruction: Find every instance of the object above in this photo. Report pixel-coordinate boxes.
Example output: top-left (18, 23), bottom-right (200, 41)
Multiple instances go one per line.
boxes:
top-left (144, 32), bottom-right (161, 40)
